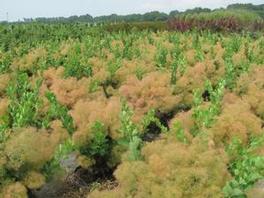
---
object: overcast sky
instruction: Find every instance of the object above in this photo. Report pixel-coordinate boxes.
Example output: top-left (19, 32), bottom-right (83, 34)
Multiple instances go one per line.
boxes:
top-left (1, 0), bottom-right (263, 21)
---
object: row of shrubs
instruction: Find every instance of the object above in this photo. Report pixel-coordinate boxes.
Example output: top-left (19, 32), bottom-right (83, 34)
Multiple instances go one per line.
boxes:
top-left (167, 9), bottom-right (263, 32)
top-left (167, 17), bottom-right (264, 32)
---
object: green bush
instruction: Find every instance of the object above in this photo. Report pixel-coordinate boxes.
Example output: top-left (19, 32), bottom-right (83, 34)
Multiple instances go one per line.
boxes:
top-left (224, 136), bottom-right (264, 197)
top-left (7, 72), bottom-right (42, 128)
top-left (44, 91), bottom-right (75, 135)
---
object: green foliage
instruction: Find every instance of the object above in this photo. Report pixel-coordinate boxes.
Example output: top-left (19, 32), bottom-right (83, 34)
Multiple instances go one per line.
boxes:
top-left (224, 136), bottom-right (264, 197)
top-left (43, 139), bottom-right (76, 177)
top-left (224, 60), bottom-right (236, 89)
top-left (192, 79), bottom-right (225, 135)
top-left (205, 79), bottom-right (226, 107)
top-left (0, 114), bottom-right (9, 143)
top-left (119, 100), bottom-right (139, 142)
top-left (128, 136), bottom-right (142, 161)
top-left (177, 55), bottom-right (187, 76)
top-left (244, 42), bottom-right (254, 63)
top-left (44, 91), bottom-right (75, 135)
top-left (170, 60), bottom-right (178, 85)
top-left (172, 121), bottom-right (188, 144)
top-left (88, 121), bottom-right (109, 157)
top-left (0, 52), bottom-right (12, 74)
top-left (193, 34), bottom-right (204, 62)
top-left (182, 9), bottom-right (261, 22)
top-left (111, 43), bottom-right (123, 59)
top-left (142, 109), bottom-right (168, 133)
top-left (0, 20), bottom-right (263, 197)
top-left (7, 72), bottom-right (42, 128)
top-left (230, 37), bottom-right (242, 53)
top-left (135, 66), bottom-right (145, 80)
top-left (107, 58), bottom-right (121, 79)
top-left (195, 48), bottom-right (204, 62)
top-left (155, 45), bottom-right (168, 69)
top-left (224, 39), bottom-right (250, 90)
top-left (147, 35), bottom-right (154, 45)
top-left (64, 56), bottom-right (93, 80)
top-left (223, 37), bottom-right (241, 61)
top-left (89, 79), bottom-right (100, 93)
top-left (170, 43), bottom-right (186, 84)
top-left (119, 100), bottom-right (142, 161)
top-left (122, 37), bottom-right (134, 60)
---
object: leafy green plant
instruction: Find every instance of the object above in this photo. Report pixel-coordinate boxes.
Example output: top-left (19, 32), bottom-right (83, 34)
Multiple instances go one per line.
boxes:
top-left (127, 136), bottom-right (142, 161)
top-left (141, 109), bottom-right (168, 133)
top-left (44, 91), bottom-right (75, 135)
top-left (230, 36), bottom-right (242, 53)
top-left (0, 52), bottom-right (12, 74)
top-left (43, 139), bottom-right (76, 177)
top-left (172, 121), bottom-right (188, 144)
top-left (0, 115), bottom-right (9, 143)
top-left (224, 58), bottom-right (249, 90)
top-left (119, 100), bottom-right (142, 161)
top-left (224, 136), bottom-right (264, 197)
top-left (195, 48), bottom-right (204, 62)
top-left (171, 58), bottom-right (178, 85)
top-left (7, 72), bottom-right (42, 128)
top-left (122, 38), bottom-right (134, 60)
top-left (107, 58), bottom-right (121, 79)
top-left (119, 100), bottom-right (139, 142)
top-left (111, 43), bottom-right (123, 59)
top-left (192, 34), bottom-right (204, 62)
top-left (63, 43), bottom-right (93, 79)
top-left (147, 35), bottom-right (154, 45)
top-left (64, 56), bottom-right (93, 79)
top-left (244, 42), bottom-right (254, 63)
top-left (155, 45), bottom-right (168, 69)
top-left (205, 79), bottom-right (226, 107)
top-left (89, 79), bottom-right (100, 93)
top-left (192, 79), bottom-right (225, 135)
top-left (224, 59), bottom-right (236, 89)
top-left (88, 121), bottom-right (109, 157)
top-left (135, 66), bottom-right (145, 80)
top-left (170, 45), bottom-right (186, 84)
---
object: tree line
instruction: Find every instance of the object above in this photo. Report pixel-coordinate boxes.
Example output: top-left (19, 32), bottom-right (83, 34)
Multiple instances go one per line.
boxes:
top-left (20, 3), bottom-right (263, 24)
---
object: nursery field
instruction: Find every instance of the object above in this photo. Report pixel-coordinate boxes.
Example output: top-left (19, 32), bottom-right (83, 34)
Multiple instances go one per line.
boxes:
top-left (0, 23), bottom-right (264, 198)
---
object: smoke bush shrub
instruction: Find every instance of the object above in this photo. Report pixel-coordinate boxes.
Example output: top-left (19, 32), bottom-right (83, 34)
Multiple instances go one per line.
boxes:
top-left (90, 137), bottom-right (230, 197)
